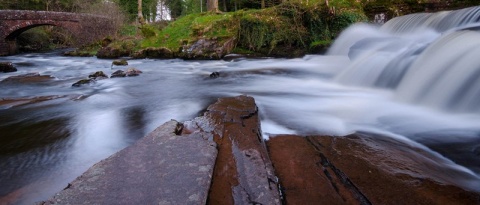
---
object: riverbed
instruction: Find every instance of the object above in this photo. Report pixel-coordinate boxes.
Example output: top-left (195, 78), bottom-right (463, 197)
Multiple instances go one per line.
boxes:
top-left (1, 51), bottom-right (479, 204)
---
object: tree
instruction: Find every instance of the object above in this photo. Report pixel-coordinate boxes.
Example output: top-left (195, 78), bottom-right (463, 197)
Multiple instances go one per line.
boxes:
top-left (207, 0), bottom-right (218, 11)
top-left (138, 0), bottom-right (146, 24)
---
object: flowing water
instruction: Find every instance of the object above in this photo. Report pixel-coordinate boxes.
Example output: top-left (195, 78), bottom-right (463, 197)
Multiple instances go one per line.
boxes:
top-left (1, 6), bottom-right (480, 204)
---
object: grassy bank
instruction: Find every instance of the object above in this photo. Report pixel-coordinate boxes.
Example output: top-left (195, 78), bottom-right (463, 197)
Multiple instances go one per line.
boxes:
top-left (89, 1), bottom-right (367, 58)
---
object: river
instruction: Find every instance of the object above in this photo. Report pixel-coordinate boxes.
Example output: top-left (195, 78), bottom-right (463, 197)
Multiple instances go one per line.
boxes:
top-left (1, 6), bottom-right (480, 204)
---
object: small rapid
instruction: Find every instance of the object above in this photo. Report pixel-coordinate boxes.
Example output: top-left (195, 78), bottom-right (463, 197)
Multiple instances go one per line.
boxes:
top-left (330, 6), bottom-right (480, 113)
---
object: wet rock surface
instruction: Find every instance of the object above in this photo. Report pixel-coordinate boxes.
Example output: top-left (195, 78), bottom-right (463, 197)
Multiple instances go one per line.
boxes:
top-left (0, 72), bottom-right (53, 84)
top-left (183, 95), bottom-right (281, 205)
top-left (125, 68), bottom-right (142, 77)
top-left (0, 62), bottom-right (17, 73)
top-left (267, 134), bottom-right (480, 204)
top-left (43, 120), bottom-right (217, 205)
top-left (110, 70), bottom-right (126, 78)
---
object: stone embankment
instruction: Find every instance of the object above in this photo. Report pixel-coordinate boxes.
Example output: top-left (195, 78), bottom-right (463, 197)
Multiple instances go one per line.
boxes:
top-left (42, 95), bottom-right (480, 204)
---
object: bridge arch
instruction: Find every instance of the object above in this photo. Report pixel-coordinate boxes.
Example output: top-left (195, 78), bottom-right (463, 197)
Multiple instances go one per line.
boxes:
top-left (0, 10), bottom-right (113, 56)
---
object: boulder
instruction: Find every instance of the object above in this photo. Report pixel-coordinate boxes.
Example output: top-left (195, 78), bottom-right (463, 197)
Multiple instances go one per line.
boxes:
top-left (112, 59), bottom-right (128, 66)
top-left (266, 134), bottom-right (480, 204)
top-left (209, 71), bottom-right (220, 78)
top-left (110, 70), bottom-right (126, 78)
top-left (0, 62), bottom-right (17, 73)
top-left (88, 71), bottom-right (108, 80)
top-left (72, 79), bottom-right (95, 87)
top-left (126, 68), bottom-right (142, 77)
top-left (131, 47), bottom-right (174, 59)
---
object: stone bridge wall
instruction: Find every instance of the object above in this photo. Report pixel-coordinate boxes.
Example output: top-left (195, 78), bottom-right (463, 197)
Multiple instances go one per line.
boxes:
top-left (0, 10), bottom-right (114, 56)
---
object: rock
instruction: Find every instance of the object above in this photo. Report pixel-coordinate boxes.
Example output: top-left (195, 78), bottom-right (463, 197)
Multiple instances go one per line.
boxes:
top-left (42, 120), bottom-right (217, 204)
top-left (181, 38), bottom-right (236, 60)
top-left (110, 70), bottom-right (126, 78)
top-left (112, 59), bottom-right (128, 66)
top-left (63, 50), bottom-right (94, 57)
top-left (209, 71), bottom-right (220, 78)
top-left (0, 73), bottom-right (53, 84)
top-left (266, 134), bottom-right (480, 205)
top-left (96, 46), bottom-right (129, 59)
top-left (126, 68), bottom-right (142, 77)
top-left (72, 79), bottom-right (95, 87)
top-left (0, 62), bottom-right (17, 73)
top-left (0, 95), bottom-right (70, 108)
top-left (88, 71), bottom-right (108, 80)
top-left (183, 95), bottom-right (281, 205)
top-left (131, 47), bottom-right (174, 59)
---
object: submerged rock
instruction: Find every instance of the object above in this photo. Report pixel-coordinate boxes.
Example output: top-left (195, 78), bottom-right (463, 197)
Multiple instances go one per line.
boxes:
top-left (126, 68), bottom-right (142, 77)
top-left (72, 79), bottom-right (95, 87)
top-left (0, 73), bottom-right (53, 84)
top-left (110, 70), bottom-right (126, 78)
top-left (0, 62), bottom-right (17, 73)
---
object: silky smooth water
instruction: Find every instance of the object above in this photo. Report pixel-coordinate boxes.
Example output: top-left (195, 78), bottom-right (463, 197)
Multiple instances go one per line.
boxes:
top-left (2, 6), bottom-right (480, 204)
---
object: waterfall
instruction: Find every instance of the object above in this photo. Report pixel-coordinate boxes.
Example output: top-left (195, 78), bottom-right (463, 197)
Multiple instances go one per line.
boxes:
top-left (329, 6), bottom-right (480, 112)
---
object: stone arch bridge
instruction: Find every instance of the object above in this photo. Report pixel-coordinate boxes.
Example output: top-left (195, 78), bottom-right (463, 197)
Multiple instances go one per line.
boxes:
top-left (0, 10), bottom-right (114, 56)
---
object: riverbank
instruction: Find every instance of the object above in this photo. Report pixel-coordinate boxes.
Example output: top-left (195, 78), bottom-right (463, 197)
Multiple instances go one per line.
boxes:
top-left (66, 2), bottom-right (367, 59)
top-left (41, 95), bottom-right (480, 204)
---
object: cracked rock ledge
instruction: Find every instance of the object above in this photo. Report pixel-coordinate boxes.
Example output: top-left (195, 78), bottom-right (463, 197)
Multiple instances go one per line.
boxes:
top-left (42, 95), bottom-right (480, 205)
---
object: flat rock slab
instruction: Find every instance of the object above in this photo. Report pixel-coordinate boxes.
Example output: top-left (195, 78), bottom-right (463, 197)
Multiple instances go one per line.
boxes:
top-left (267, 134), bottom-right (480, 205)
top-left (42, 120), bottom-right (217, 205)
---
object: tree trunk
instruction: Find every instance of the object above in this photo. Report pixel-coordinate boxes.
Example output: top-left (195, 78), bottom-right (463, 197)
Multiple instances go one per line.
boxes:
top-left (138, 0), bottom-right (146, 25)
top-left (261, 0), bottom-right (265, 9)
top-left (207, 0), bottom-right (218, 12)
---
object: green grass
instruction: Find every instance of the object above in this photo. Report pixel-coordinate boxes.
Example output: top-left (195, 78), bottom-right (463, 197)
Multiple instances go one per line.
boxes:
top-left (141, 12), bottom-right (237, 50)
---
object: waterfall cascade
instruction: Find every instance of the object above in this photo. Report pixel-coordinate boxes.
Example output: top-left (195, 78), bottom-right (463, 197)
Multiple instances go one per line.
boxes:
top-left (329, 6), bottom-right (480, 113)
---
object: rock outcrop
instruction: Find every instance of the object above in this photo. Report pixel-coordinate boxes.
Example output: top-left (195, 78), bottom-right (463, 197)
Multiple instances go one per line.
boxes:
top-left (42, 95), bottom-right (480, 205)
top-left (181, 38), bottom-right (236, 60)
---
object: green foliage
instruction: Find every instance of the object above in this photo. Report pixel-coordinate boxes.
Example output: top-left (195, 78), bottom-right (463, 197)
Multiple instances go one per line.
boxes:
top-left (140, 25), bottom-right (157, 38)
top-left (118, 0), bottom-right (158, 21)
top-left (237, 2), bottom-right (366, 53)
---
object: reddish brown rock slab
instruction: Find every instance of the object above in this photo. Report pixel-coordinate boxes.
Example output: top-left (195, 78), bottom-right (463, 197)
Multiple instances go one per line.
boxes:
top-left (266, 135), bottom-right (365, 205)
top-left (267, 134), bottom-right (480, 205)
top-left (183, 95), bottom-right (281, 205)
top-left (310, 134), bottom-right (480, 205)
top-left (42, 120), bottom-right (217, 205)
